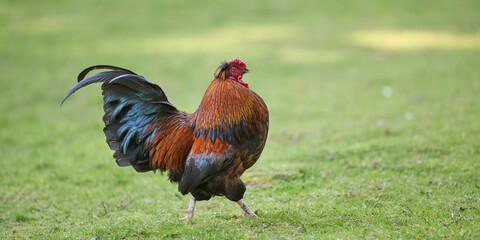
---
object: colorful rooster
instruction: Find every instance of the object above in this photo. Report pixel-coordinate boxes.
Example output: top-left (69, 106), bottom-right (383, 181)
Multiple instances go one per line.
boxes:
top-left (61, 59), bottom-right (269, 221)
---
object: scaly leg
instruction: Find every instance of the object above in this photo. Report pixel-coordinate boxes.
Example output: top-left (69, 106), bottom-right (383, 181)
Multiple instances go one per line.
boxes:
top-left (236, 199), bottom-right (257, 217)
top-left (174, 195), bottom-right (196, 222)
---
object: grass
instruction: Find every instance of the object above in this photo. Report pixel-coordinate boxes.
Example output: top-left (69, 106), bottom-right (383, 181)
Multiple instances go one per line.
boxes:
top-left (1, 0), bottom-right (479, 239)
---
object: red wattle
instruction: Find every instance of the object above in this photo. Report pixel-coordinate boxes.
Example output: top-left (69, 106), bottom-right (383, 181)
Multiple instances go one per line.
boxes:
top-left (228, 76), bottom-right (249, 88)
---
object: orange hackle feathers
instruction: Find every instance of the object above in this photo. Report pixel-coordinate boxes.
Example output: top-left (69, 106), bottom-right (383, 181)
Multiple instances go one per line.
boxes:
top-left (146, 113), bottom-right (195, 173)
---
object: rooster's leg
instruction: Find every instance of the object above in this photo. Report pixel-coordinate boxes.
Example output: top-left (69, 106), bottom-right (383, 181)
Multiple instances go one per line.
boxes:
top-left (175, 195), bottom-right (196, 222)
top-left (236, 199), bottom-right (257, 218)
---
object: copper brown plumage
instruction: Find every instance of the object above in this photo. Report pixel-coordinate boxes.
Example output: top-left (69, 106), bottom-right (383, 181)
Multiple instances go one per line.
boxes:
top-left (61, 59), bottom-right (269, 221)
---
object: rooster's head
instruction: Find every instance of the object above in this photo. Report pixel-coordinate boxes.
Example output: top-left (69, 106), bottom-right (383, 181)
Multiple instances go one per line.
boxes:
top-left (215, 59), bottom-right (249, 88)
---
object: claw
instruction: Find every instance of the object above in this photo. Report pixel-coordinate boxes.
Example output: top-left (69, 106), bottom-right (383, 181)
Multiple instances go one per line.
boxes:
top-left (173, 208), bottom-right (189, 213)
top-left (179, 214), bottom-right (192, 222)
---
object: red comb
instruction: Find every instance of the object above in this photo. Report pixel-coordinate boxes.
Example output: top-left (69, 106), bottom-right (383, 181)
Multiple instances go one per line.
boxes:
top-left (228, 59), bottom-right (246, 68)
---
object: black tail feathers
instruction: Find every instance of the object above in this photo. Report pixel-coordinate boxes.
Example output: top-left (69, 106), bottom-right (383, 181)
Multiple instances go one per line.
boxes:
top-left (62, 65), bottom-right (177, 172)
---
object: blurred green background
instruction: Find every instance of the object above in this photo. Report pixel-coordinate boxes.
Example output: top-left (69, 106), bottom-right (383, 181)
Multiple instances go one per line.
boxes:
top-left (1, 0), bottom-right (479, 239)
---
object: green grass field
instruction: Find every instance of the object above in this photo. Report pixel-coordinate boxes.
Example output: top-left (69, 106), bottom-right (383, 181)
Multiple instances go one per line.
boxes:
top-left (1, 0), bottom-right (479, 239)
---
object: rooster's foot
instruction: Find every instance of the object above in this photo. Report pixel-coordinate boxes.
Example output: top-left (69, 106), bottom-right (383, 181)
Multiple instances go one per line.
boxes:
top-left (237, 199), bottom-right (257, 218)
top-left (176, 195), bottom-right (196, 222)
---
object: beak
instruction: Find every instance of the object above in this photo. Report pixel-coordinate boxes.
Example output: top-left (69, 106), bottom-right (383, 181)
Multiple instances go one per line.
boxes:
top-left (242, 68), bottom-right (249, 74)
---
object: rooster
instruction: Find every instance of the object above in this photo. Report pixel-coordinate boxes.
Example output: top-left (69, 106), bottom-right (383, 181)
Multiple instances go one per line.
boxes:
top-left (61, 59), bottom-right (269, 221)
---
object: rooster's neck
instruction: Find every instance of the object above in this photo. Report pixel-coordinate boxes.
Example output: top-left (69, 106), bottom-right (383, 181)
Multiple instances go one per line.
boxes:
top-left (192, 78), bottom-right (267, 144)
